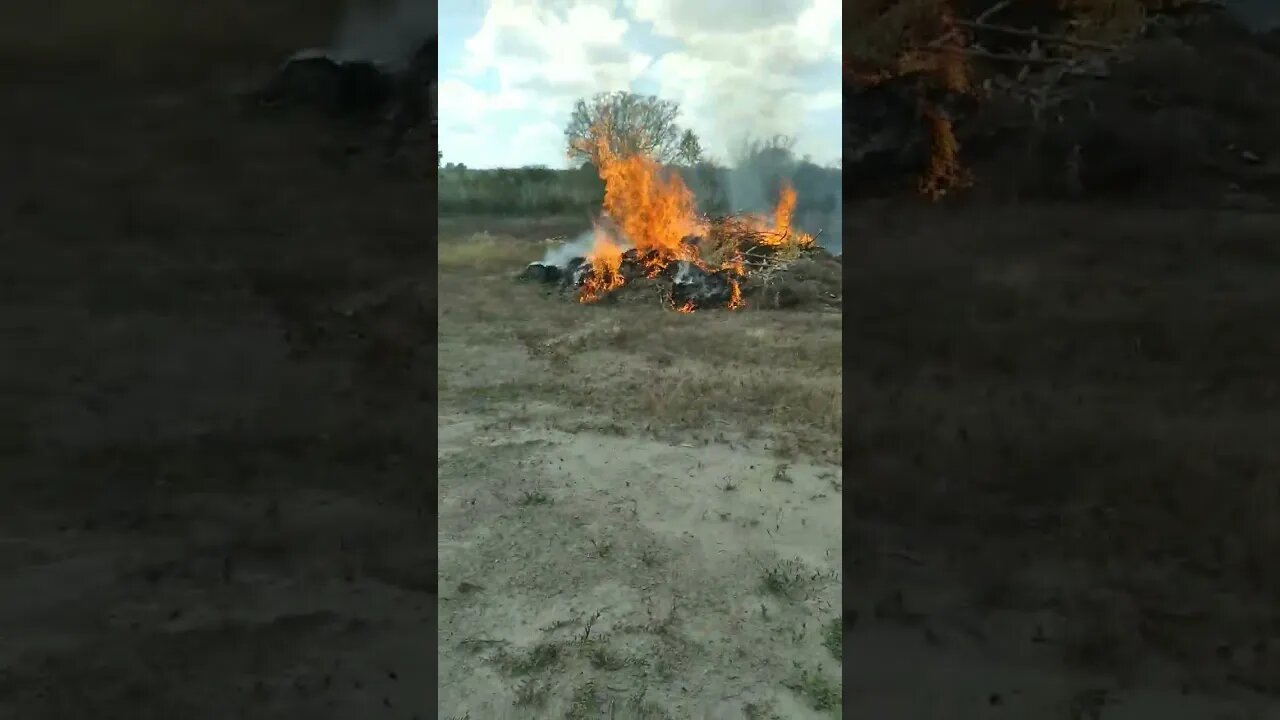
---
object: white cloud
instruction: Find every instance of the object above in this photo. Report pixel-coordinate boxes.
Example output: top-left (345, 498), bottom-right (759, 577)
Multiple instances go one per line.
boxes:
top-left (440, 0), bottom-right (841, 168)
top-left (631, 0), bottom-right (811, 36)
top-left (462, 0), bottom-right (650, 99)
top-left (632, 0), bottom-right (841, 161)
top-left (436, 79), bottom-right (529, 130)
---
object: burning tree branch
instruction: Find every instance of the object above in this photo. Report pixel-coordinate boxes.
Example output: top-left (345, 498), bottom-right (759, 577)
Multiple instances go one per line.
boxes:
top-left (846, 0), bottom-right (1219, 200)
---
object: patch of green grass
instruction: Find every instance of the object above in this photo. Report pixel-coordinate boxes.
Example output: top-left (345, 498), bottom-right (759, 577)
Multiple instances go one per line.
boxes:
top-left (512, 677), bottom-right (550, 708)
top-left (491, 641), bottom-right (564, 676)
top-left (565, 681), bottom-right (600, 720)
top-left (760, 558), bottom-right (810, 599)
top-left (589, 538), bottom-right (613, 559)
top-left (516, 489), bottom-right (551, 506)
top-left (773, 463), bottom-right (794, 483)
top-left (823, 617), bottom-right (842, 662)
top-left (438, 232), bottom-right (536, 272)
top-left (743, 700), bottom-right (781, 720)
top-left (639, 546), bottom-right (662, 567)
top-left (586, 640), bottom-right (643, 672)
top-left (785, 666), bottom-right (841, 712)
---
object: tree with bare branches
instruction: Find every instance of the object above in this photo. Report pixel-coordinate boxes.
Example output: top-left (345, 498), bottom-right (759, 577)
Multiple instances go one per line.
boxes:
top-left (564, 91), bottom-right (702, 167)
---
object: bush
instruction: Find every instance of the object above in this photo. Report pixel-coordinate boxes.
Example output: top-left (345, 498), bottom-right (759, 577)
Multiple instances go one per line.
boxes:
top-left (437, 160), bottom-right (842, 226)
top-left (437, 165), bottom-right (604, 216)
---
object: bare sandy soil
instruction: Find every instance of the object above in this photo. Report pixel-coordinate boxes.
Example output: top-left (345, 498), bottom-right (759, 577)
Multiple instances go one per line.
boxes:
top-left (436, 217), bottom-right (843, 718)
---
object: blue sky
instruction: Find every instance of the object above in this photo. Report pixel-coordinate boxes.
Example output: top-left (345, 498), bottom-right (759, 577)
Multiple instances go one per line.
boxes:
top-left (438, 0), bottom-right (841, 169)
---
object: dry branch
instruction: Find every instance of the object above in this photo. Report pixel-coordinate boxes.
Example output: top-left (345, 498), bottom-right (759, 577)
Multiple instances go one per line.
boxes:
top-left (975, 0), bottom-right (1012, 24)
top-left (956, 20), bottom-right (1121, 52)
top-left (920, 45), bottom-right (1069, 65)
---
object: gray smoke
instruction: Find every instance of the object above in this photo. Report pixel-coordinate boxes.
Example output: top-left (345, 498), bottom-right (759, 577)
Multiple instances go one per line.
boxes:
top-left (332, 0), bottom-right (435, 68)
top-left (688, 147), bottom-right (842, 256)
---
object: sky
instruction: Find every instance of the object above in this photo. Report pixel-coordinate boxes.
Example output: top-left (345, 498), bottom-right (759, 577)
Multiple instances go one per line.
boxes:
top-left (437, 0), bottom-right (842, 169)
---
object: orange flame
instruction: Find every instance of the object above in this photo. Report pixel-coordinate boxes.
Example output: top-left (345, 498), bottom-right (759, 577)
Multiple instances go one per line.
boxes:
top-left (775, 181), bottom-right (797, 231)
top-left (726, 278), bottom-right (743, 310)
top-left (574, 123), bottom-right (703, 277)
top-left (577, 231), bottom-right (625, 304)
top-left (570, 122), bottom-right (816, 310)
top-left (851, 0), bottom-right (975, 200)
top-left (919, 1), bottom-right (973, 199)
top-left (741, 181), bottom-right (816, 248)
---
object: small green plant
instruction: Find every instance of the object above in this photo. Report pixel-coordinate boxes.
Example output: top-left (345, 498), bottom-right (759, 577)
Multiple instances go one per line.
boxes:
top-left (823, 617), bottom-right (842, 662)
top-left (639, 546), bottom-right (661, 567)
top-left (512, 677), bottom-right (550, 707)
top-left (589, 538), bottom-right (613, 558)
top-left (492, 641), bottom-right (564, 676)
top-left (566, 681), bottom-right (600, 720)
top-left (785, 666), bottom-right (841, 712)
top-left (760, 558), bottom-right (809, 599)
top-left (773, 464), bottom-right (794, 483)
top-left (517, 489), bottom-right (551, 506)
top-left (588, 644), bottom-right (628, 671)
top-left (743, 700), bottom-right (781, 720)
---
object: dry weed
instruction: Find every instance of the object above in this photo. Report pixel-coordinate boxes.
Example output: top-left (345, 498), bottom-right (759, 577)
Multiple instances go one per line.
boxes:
top-left (438, 232), bottom-right (538, 272)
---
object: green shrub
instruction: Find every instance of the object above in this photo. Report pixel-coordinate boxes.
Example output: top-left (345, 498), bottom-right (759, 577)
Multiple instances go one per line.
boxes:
top-left (437, 165), bottom-right (604, 216)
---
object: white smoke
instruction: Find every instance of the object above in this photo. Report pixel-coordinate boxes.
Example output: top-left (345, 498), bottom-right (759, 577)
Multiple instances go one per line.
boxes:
top-left (538, 224), bottom-right (637, 268)
top-left (539, 231), bottom-right (596, 268)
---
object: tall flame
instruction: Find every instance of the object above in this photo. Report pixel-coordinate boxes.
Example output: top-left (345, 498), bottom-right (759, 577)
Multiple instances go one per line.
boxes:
top-left (578, 231), bottom-right (625, 304)
top-left (574, 122), bottom-right (704, 278)
top-left (919, 0), bottom-right (973, 199)
top-left (570, 121), bottom-right (811, 310)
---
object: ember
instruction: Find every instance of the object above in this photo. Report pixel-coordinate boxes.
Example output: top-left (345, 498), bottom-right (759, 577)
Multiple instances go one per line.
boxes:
top-left (516, 120), bottom-right (828, 311)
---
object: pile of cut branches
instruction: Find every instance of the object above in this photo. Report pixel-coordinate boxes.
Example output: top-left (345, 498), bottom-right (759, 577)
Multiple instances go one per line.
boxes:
top-left (701, 215), bottom-right (813, 268)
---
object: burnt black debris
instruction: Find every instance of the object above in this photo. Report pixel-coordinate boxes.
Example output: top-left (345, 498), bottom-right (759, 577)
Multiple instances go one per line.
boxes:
top-left (669, 262), bottom-right (740, 309)
top-left (256, 51), bottom-right (395, 117)
top-left (516, 245), bottom-right (841, 312)
top-left (516, 263), bottom-right (562, 284)
top-left (252, 37), bottom-right (437, 157)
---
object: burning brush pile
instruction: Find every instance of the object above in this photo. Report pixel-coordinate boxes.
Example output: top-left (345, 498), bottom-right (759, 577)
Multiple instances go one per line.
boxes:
top-left (846, 0), bottom-right (1280, 202)
top-left (518, 132), bottom-right (840, 312)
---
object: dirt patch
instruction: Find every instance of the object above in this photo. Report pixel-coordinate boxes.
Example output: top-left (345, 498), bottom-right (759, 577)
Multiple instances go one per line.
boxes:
top-left (437, 220), bottom-right (842, 717)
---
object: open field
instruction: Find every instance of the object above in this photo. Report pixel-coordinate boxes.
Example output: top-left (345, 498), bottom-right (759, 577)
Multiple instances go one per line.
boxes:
top-left (848, 199), bottom-right (1280, 718)
top-left (436, 217), bottom-right (843, 717)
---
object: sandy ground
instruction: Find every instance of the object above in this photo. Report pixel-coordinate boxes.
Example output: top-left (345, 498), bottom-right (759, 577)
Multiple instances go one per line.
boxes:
top-left (436, 217), bottom-right (843, 718)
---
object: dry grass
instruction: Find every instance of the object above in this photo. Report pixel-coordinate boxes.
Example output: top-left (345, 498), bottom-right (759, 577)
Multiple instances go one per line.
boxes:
top-left (848, 199), bottom-right (1280, 690)
top-left (437, 223), bottom-right (842, 461)
top-left (438, 232), bottom-right (543, 272)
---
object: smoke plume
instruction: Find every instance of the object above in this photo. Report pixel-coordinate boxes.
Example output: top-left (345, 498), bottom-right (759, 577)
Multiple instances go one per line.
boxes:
top-left (332, 0), bottom-right (435, 67)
